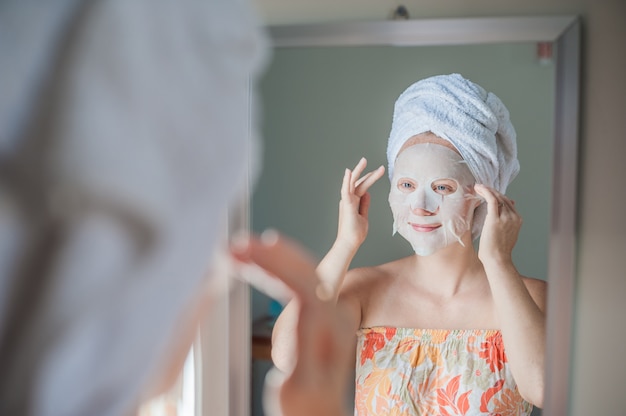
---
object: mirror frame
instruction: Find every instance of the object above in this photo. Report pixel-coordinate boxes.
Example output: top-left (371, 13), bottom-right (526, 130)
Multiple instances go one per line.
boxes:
top-left (236, 15), bottom-right (580, 416)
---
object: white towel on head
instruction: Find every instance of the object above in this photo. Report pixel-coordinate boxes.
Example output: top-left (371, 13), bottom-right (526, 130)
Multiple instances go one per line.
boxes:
top-left (386, 73), bottom-right (520, 239)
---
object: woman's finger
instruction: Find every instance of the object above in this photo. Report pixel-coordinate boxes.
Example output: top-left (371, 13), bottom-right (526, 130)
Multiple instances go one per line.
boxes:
top-left (474, 184), bottom-right (500, 215)
top-left (354, 171), bottom-right (374, 189)
top-left (233, 261), bottom-right (293, 304)
top-left (340, 168), bottom-right (352, 200)
top-left (350, 158), bottom-right (367, 193)
top-left (475, 186), bottom-right (521, 223)
top-left (492, 193), bottom-right (517, 216)
top-left (502, 196), bottom-right (517, 211)
top-left (355, 165), bottom-right (385, 197)
top-left (358, 192), bottom-right (371, 217)
top-left (475, 184), bottom-right (518, 216)
top-left (230, 230), bottom-right (320, 303)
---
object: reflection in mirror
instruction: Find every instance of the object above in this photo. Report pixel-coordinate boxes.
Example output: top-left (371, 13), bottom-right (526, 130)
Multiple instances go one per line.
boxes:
top-left (254, 42), bottom-right (554, 278)
top-left (247, 17), bottom-right (579, 416)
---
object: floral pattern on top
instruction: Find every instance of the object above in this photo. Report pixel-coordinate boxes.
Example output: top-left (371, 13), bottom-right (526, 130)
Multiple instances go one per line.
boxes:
top-left (355, 327), bottom-right (533, 416)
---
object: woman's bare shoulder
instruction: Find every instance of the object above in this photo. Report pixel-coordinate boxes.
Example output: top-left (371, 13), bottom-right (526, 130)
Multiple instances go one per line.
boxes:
top-left (341, 257), bottom-right (407, 293)
top-left (521, 276), bottom-right (547, 291)
top-left (521, 276), bottom-right (548, 312)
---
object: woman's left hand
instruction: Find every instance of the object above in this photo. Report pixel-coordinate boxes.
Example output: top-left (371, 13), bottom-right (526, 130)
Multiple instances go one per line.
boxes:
top-left (474, 184), bottom-right (522, 267)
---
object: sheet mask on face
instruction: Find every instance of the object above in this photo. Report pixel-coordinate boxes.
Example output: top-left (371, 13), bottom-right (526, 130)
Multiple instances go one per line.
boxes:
top-left (388, 143), bottom-right (478, 256)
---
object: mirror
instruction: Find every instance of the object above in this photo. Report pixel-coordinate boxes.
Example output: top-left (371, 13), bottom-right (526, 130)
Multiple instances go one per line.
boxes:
top-left (247, 16), bottom-right (580, 416)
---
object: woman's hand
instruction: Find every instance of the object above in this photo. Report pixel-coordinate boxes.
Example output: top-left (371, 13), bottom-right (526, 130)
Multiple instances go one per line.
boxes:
top-left (337, 158), bottom-right (385, 249)
top-left (474, 184), bottom-right (523, 268)
top-left (231, 231), bottom-right (352, 416)
top-left (473, 185), bottom-right (546, 406)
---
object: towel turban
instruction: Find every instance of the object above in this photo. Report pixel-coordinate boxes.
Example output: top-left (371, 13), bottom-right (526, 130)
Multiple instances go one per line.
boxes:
top-left (386, 73), bottom-right (520, 239)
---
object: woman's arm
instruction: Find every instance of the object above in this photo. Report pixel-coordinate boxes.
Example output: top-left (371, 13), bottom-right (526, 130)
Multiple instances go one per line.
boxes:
top-left (271, 158), bottom-right (384, 372)
top-left (232, 232), bottom-right (354, 416)
top-left (474, 184), bottom-right (546, 408)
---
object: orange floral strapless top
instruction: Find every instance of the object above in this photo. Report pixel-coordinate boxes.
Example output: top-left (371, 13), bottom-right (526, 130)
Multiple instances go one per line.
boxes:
top-left (355, 327), bottom-right (533, 416)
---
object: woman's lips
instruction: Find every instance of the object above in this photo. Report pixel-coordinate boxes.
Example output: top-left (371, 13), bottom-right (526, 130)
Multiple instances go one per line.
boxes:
top-left (410, 223), bottom-right (441, 232)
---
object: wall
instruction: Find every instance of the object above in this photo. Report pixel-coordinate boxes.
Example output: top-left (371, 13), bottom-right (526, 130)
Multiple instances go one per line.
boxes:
top-left (252, 0), bottom-right (626, 415)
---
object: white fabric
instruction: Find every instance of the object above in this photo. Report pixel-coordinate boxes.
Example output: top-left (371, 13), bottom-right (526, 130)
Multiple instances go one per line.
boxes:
top-left (0, 1), bottom-right (267, 415)
top-left (386, 74), bottom-right (520, 239)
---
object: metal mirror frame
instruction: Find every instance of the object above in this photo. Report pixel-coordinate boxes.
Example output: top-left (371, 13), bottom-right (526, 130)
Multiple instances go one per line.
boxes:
top-left (232, 15), bottom-right (580, 416)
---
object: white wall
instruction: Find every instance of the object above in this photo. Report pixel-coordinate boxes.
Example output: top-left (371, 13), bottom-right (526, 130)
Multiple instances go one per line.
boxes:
top-left (253, 0), bottom-right (626, 414)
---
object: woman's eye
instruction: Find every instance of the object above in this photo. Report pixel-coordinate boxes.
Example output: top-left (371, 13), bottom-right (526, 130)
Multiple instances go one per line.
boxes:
top-left (398, 181), bottom-right (415, 191)
top-left (432, 181), bottom-right (457, 195)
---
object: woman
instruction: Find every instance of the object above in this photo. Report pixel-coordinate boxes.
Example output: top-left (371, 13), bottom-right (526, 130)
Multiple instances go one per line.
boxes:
top-left (270, 74), bottom-right (546, 415)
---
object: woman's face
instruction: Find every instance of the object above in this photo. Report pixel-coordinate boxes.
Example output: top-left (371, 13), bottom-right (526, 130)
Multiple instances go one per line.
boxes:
top-left (388, 142), bottom-right (478, 256)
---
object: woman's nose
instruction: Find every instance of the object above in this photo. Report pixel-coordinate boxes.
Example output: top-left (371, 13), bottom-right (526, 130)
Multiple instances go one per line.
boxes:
top-left (411, 206), bottom-right (438, 216)
top-left (409, 187), bottom-right (439, 215)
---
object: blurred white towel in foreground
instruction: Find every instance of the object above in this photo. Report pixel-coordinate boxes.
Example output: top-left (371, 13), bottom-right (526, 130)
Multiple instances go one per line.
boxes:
top-left (0, 1), bottom-right (267, 415)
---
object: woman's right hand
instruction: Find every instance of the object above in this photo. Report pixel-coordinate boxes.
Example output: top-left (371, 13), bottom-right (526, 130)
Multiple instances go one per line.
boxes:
top-left (230, 231), bottom-right (353, 416)
top-left (337, 158), bottom-right (385, 249)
